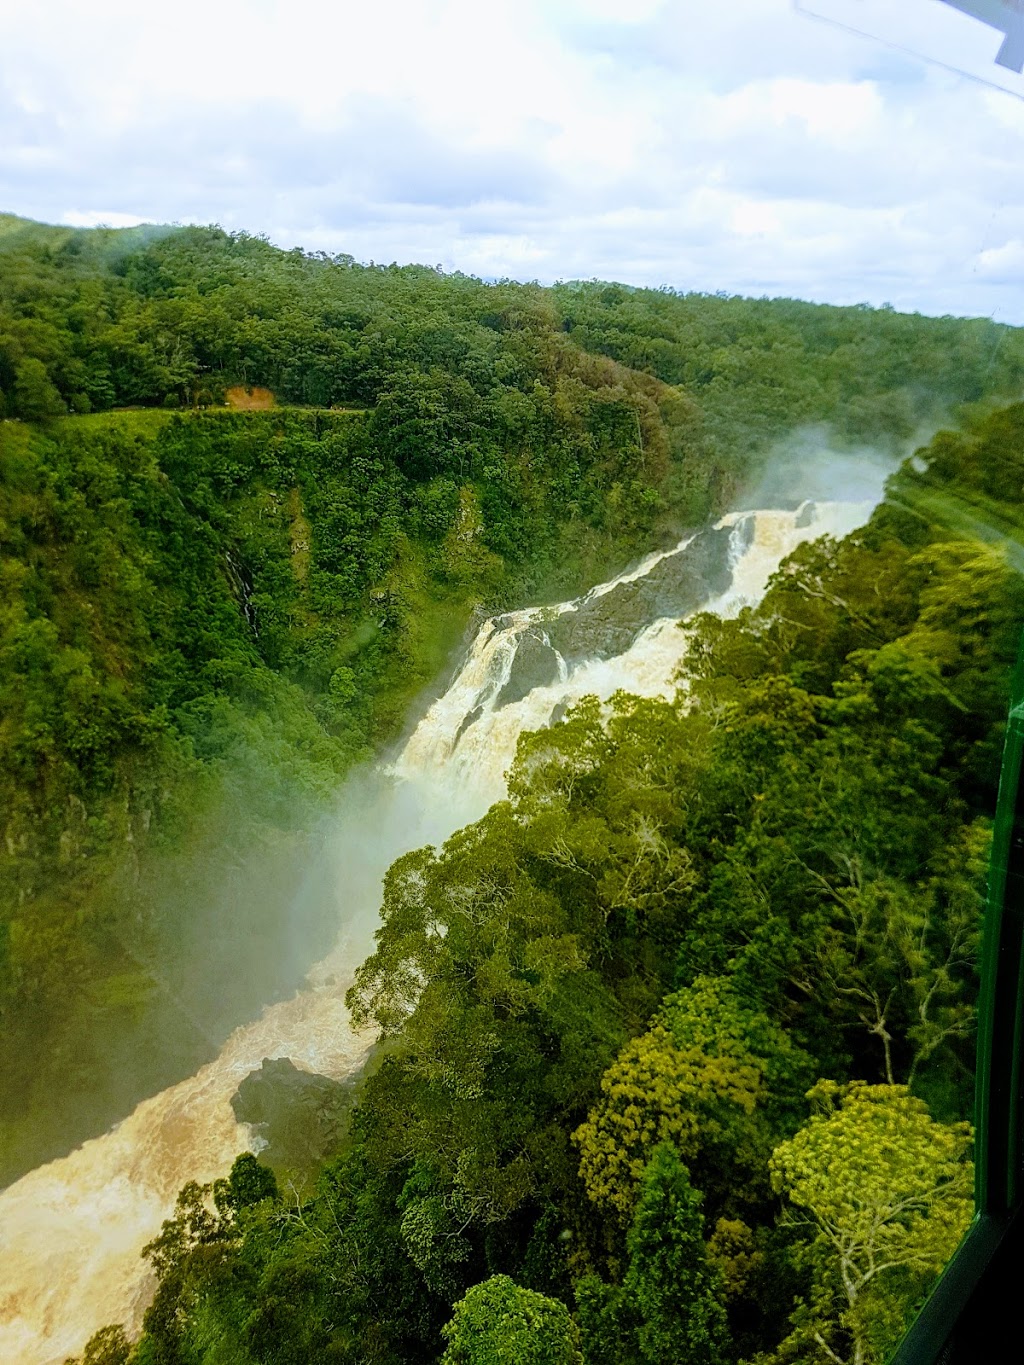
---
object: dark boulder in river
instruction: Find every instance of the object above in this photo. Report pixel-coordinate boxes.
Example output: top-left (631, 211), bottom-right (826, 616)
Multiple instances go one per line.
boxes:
top-left (231, 1057), bottom-right (356, 1172)
top-left (540, 523), bottom-right (735, 667)
top-left (495, 627), bottom-right (564, 706)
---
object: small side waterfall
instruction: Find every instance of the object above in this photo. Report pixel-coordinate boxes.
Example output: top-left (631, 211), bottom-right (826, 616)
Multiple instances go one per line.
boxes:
top-left (0, 496), bottom-right (876, 1365)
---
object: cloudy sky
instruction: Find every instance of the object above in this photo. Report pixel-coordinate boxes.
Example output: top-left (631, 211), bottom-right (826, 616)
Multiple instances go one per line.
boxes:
top-left (3, 0), bottom-right (1024, 320)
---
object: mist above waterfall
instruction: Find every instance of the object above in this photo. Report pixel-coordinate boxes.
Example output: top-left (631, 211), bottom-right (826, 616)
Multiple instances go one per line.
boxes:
top-left (732, 424), bottom-right (908, 512)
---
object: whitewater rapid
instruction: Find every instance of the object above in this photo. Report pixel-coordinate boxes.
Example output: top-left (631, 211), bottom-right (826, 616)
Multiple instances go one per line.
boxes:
top-left (0, 498), bottom-right (875, 1365)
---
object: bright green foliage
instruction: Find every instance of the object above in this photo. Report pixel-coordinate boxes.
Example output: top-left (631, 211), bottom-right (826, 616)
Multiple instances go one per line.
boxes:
top-left (575, 1275), bottom-right (640, 1365)
top-left (576, 1145), bottom-right (726, 1365)
top-left (625, 1145), bottom-right (727, 1365)
top-left (553, 284), bottom-right (1024, 458)
top-left (768, 1082), bottom-right (973, 1365)
top-left (12, 357), bottom-right (65, 419)
top-left (574, 978), bottom-right (808, 1220)
top-left (343, 693), bottom-right (723, 1228)
top-left (216, 1152), bottom-right (279, 1213)
top-left (440, 1275), bottom-right (583, 1365)
top-left (676, 506), bottom-right (1021, 1097)
top-left (3, 214), bottom-right (1024, 476)
top-left (1, 413), bottom-right (375, 1180)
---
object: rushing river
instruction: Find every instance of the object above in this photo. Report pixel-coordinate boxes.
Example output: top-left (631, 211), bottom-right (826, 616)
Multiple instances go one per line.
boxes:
top-left (0, 497), bottom-right (876, 1364)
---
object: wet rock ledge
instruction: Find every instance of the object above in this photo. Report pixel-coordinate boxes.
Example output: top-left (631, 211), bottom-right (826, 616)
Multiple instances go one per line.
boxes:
top-left (231, 1056), bottom-right (359, 1173)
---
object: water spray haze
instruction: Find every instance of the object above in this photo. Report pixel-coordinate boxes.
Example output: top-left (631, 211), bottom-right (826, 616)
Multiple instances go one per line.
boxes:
top-left (1, 484), bottom-right (890, 1365)
top-left (734, 424), bottom-right (909, 512)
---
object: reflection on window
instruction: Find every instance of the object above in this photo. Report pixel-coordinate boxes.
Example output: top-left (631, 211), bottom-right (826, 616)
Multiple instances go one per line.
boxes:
top-left (798, 0), bottom-right (1024, 98)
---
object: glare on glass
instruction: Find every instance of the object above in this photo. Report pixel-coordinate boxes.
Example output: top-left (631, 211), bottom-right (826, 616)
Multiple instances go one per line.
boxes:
top-left (797, 0), bottom-right (1024, 97)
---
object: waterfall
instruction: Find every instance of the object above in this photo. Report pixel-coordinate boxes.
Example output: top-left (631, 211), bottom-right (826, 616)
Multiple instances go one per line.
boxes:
top-left (0, 496), bottom-right (876, 1365)
top-left (393, 500), bottom-right (872, 809)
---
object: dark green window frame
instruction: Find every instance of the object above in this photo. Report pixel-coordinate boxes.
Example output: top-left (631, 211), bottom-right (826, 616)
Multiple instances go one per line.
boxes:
top-left (892, 655), bottom-right (1024, 1362)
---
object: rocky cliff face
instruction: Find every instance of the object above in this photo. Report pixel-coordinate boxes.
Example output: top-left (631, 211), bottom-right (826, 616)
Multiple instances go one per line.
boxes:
top-left (232, 1057), bottom-right (357, 1172)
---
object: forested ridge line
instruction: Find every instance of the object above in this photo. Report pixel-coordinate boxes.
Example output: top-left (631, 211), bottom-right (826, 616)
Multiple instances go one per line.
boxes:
top-left (70, 401), bottom-right (1024, 1365)
top-left (2, 217), bottom-right (1022, 1189)
top-left (3, 211), bottom-right (1024, 452)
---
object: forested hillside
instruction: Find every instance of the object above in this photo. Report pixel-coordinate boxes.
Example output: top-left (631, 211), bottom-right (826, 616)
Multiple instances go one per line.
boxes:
top-left (73, 403), bottom-right (1024, 1365)
top-left (2, 215), bottom-right (1023, 1197)
top-left (3, 213), bottom-right (1023, 450)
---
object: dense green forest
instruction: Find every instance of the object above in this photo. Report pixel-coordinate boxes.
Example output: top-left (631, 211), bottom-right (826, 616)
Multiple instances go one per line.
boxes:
top-left (2, 214), bottom-right (1024, 1359)
top-left (66, 403), bottom-right (1024, 1365)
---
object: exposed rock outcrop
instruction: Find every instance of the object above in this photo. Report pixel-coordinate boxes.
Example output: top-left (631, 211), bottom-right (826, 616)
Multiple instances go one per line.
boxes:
top-left (231, 1057), bottom-right (355, 1172)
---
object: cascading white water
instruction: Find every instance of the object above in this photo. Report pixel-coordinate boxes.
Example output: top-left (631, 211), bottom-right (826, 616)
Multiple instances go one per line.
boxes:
top-left (394, 501), bottom-right (874, 808)
top-left (0, 496), bottom-right (877, 1365)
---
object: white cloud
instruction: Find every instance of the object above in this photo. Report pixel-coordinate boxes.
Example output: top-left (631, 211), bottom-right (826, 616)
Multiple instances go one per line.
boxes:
top-left (977, 238), bottom-right (1024, 280)
top-left (61, 210), bottom-right (149, 228)
top-left (716, 77), bottom-right (885, 140)
top-left (1, 0), bottom-right (1023, 319)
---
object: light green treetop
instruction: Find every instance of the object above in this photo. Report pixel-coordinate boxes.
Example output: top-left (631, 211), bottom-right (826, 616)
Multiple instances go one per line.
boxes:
top-left (574, 975), bottom-right (807, 1220)
top-left (768, 1081), bottom-right (973, 1365)
top-left (440, 1275), bottom-right (582, 1365)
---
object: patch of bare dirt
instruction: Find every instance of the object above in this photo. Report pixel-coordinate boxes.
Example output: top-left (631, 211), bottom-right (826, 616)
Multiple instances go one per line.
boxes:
top-left (225, 385), bottom-right (276, 410)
